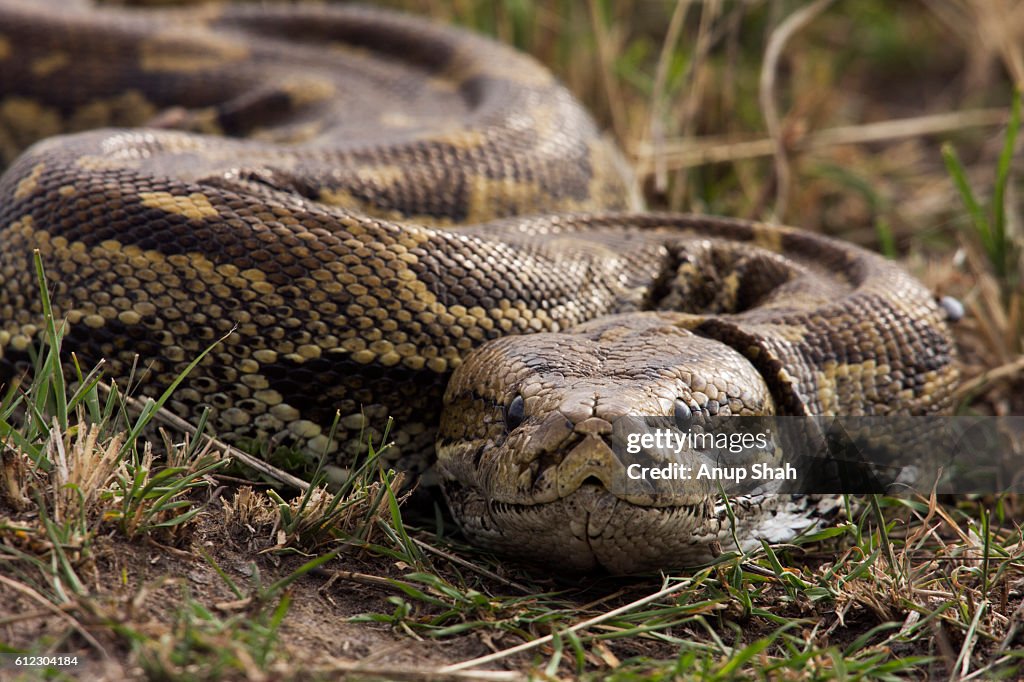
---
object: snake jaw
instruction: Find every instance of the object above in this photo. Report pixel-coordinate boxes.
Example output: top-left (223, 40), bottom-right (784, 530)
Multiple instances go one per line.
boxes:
top-left (443, 483), bottom-right (722, 573)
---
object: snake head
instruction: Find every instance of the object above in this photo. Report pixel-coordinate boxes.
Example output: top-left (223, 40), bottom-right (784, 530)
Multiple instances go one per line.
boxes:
top-left (437, 312), bottom-right (781, 574)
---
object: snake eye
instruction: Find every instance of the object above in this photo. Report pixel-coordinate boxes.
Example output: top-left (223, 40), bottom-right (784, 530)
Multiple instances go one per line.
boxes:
top-left (673, 399), bottom-right (693, 430)
top-left (505, 394), bottom-right (526, 431)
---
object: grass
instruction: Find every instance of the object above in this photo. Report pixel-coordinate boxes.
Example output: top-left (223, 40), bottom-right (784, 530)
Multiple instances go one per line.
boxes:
top-left (2, 0), bottom-right (1024, 680)
top-left (0, 258), bottom-right (429, 678)
top-left (942, 91), bottom-right (1021, 288)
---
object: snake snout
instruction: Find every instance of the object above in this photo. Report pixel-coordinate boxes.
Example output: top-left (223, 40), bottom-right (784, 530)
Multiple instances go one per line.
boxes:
top-left (520, 410), bottom-right (623, 499)
top-left (573, 416), bottom-right (613, 437)
top-left (534, 394), bottom-right (663, 498)
top-left (550, 425), bottom-right (621, 497)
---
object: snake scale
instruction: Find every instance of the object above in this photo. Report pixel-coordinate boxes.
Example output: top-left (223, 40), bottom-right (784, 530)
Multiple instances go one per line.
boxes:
top-left (0, 1), bottom-right (958, 572)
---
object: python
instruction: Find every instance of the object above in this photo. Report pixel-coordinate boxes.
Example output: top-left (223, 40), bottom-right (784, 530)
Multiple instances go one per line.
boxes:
top-left (0, 1), bottom-right (957, 572)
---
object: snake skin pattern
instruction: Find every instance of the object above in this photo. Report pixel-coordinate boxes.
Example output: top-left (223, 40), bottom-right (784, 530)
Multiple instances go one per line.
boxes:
top-left (0, 1), bottom-right (958, 572)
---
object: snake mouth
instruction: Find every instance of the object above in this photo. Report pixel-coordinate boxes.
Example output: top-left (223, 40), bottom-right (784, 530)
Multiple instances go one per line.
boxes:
top-left (484, 482), bottom-right (709, 517)
top-left (442, 478), bottom-right (721, 573)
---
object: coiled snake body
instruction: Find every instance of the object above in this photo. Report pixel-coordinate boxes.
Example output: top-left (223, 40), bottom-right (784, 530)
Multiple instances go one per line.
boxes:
top-left (0, 1), bottom-right (958, 572)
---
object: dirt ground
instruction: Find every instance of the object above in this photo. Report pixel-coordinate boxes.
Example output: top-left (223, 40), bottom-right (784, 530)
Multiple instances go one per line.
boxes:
top-left (0, 505), bottom-right (700, 680)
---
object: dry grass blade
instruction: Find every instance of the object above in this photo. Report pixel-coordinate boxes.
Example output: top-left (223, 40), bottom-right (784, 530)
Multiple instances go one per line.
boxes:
top-left (759, 0), bottom-right (835, 220)
top-left (438, 577), bottom-right (697, 673)
top-left (638, 107), bottom-right (1009, 170)
top-left (409, 537), bottom-right (535, 594)
top-left (48, 419), bottom-right (122, 527)
top-left (585, 0), bottom-right (627, 143)
top-left (953, 600), bottom-right (987, 681)
top-left (953, 355), bottom-right (1024, 402)
top-left (98, 382), bottom-right (310, 492)
top-left (676, 0), bottom-right (721, 143)
top-left (0, 573), bottom-right (110, 660)
top-left (648, 0), bottom-right (691, 192)
top-left (927, 0), bottom-right (1024, 90)
top-left (313, 661), bottom-right (524, 681)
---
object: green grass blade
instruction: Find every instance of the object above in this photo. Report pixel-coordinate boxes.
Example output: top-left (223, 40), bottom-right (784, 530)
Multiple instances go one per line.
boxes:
top-left (991, 89), bottom-right (1021, 278)
top-left (942, 143), bottom-right (992, 252)
top-left (33, 251), bottom-right (68, 430)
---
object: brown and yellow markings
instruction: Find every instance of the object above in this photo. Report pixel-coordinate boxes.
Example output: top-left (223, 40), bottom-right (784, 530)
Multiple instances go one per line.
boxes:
top-left (0, 35), bottom-right (11, 61)
top-left (30, 51), bottom-right (69, 78)
top-left (0, 215), bottom-right (36, 351)
top-left (6, 214), bottom-right (33, 240)
top-left (587, 141), bottom-right (642, 211)
top-left (749, 222), bottom-right (784, 252)
top-left (813, 358), bottom-right (892, 415)
top-left (466, 175), bottom-right (586, 224)
top-left (0, 97), bottom-right (62, 160)
top-left (379, 111), bottom-right (418, 129)
top-left (251, 120), bottom-right (323, 144)
top-left (21, 231), bottom-right (227, 336)
top-left (326, 41), bottom-right (377, 62)
top-left (68, 91), bottom-right (157, 132)
top-left (146, 131), bottom-right (220, 154)
top-left (12, 162), bottom-right (44, 200)
top-left (319, 188), bottom-right (459, 228)
top-left (353, 165), bottom-right (406, 186)
top-left (770, 323), bottom-right (814, 343)
top-left (74, 154), bottom-right (142, 172)
top-left (432, 42), bottom-right (554, 91)
top-left (418, 127), bottom-right (489, 151)
top-left (138, 191), bottom-right (220, 221)
top-left (468, 174), bottom-right (552, 222)
top-left (10, 213), bottom-right (502, 377)
top-left (282, 78), bottom-right (336, 107)
top-left (140, 28), bottom-right (249, 73)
